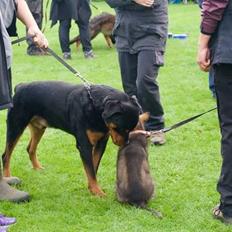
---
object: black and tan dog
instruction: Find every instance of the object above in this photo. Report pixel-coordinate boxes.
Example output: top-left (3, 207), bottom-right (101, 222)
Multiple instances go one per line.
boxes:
top-left (2, 81), bottom-right (140, 196)
top-left (69, 12), bottom-right (115, 49)
top-left (116, 113), bottom-right (162, 217)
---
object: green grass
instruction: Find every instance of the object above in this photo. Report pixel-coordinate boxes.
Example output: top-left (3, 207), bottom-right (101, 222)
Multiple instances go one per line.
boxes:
top-left (0, 2), bottom-right (229, 232)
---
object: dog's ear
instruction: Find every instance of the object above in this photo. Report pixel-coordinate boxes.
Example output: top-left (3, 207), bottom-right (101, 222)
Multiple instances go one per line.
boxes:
top-left (139, 112), bottom-right (150, 123)
top-left (102, 97), bottom-right (122, 121)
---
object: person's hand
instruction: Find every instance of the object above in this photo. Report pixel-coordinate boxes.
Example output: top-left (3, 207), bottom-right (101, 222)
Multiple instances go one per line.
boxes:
top-left (133, 0), bottom-right (154, 7)
top-left (197, 46), bottom-right (211, 72)
top-left (27, 26), bottom-right (48, 49)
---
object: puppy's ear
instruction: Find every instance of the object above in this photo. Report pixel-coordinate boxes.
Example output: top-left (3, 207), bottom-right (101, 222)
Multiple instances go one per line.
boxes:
top-left (102, 97), bottom-right (121, 121)
top-left (139, 112), bottom-right (150, 123)
top-left (130, 95), bottom-right (143, 114)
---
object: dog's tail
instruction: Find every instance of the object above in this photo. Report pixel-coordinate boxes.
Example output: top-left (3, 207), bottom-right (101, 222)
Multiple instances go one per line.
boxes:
top-left (133, 202), bottom-right (163, 218)
top-left (69, 36), bottom-right (80, 45)
top-left (142, 206), bottom-right (163, 219)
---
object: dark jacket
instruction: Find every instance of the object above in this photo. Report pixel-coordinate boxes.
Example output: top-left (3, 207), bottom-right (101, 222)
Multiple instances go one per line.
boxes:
top-left (210, 0), bottom-right (232, 64)
top-left (50, 0), bottom-right (91, 27)
top-left (106, 0), bottom-right (168, 53)
top-left (0, 22), bottom-right (13, 110)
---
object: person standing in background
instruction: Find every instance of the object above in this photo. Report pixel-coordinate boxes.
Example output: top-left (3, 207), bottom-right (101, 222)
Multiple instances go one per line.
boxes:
top-left (50, 0), bottom-right (94, 59)
top-left (106, 0), bottom-right (168, 145)
top-left (197, 0), bottom-right (232, 224)
top-left (26, 0), bottom-right (46, 55)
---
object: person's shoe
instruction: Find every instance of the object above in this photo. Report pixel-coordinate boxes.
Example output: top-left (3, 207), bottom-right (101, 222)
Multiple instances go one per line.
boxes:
top-left (63, 52), bottom-right (71, 60)
top-left (150, 131), bottom-right (166, 145)
top-left (27, 47), bottom-right (48, 56)
top-left (0, 226), bottom-right (8, 232)
top-left (0, 180), bottom-right (30, 203)
top-left (84, 50), bottom-right (94, 59)
top-left (213, 204), bottom-right (232, 224)
top-left (3, 177), bottom-right (21, 186)
top-left (0, 215), bottom-right (16, 226)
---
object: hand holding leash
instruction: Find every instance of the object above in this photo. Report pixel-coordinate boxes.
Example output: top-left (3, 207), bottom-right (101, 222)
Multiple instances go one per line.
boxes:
top-left (27, 27), bottom-right (48, 49)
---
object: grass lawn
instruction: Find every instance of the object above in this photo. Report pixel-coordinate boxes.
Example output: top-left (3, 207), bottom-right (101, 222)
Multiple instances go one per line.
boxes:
top-left (0, 2), bottom-right (230, 232)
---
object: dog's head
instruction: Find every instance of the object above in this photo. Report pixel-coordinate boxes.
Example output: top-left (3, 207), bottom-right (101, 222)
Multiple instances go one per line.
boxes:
top-left (102, 96), bottom-right (140, 146)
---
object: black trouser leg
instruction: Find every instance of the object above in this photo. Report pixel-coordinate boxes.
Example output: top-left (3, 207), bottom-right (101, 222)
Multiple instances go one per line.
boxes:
top-left (59, 19), bottom-right (71, 53)
top-left (76, 21), bottom-right (92, 52)
top-left (26, 0), bottom-right (43, 51)
top-left (214, 64), bottom-right (232, 217)
top-left (137, 50), bottom-right (164, 130)
top-left (118, 51), bottom-right (164, 130)
top-left (118, 52), bottom-right (138, 96)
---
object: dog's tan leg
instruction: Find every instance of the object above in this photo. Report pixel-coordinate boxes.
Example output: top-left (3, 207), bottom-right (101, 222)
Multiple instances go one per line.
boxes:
top-left (104, 35), bottom-right (112, 48)
top-left (92, 136), bottom-right (109, 174)
top-left (86, 130), bottom-right (109, 173)
top-left (75, 40), bottom-right (81, 50)
top-left (27, 123), bottom-right (46, 170)
top-left (2, 137), bottom-right (21, 177)
top-left (83, 164), bottom-right (106, 197)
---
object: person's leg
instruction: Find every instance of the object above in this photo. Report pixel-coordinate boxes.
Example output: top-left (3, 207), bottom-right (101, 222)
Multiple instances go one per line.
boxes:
top-left (137, 50), bottom-right (165, 144)
top-left (214, 64), bottom-right (232, 222)
top-left (118, 51), bottom-right (138, 96)
top-left (137, 50), bottom-right (164, 130)
top-left (59, 19), bottom-right (72, 59)
top-left (76, 20), bottom-right (93, 58)
top-left (26, 0), bottom-right (44, 55)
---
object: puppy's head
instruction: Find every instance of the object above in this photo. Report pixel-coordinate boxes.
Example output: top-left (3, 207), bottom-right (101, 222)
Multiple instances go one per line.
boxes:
top-left (102, 96), bottom-right (140, 146)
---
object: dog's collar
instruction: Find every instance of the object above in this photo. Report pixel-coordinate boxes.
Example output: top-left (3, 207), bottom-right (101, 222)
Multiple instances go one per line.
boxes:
top-left (129, 130), bottom-right (151, 137)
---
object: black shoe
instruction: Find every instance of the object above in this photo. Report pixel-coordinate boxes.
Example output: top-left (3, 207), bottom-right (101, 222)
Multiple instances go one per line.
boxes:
top-left (63, 52), bottom-right (71, 60)
top-left (84, 50), bottom-right (94, 59)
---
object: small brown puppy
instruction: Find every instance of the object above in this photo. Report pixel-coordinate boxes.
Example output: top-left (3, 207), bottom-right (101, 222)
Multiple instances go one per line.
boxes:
top-left (116, 113), bottom-right (162, 217)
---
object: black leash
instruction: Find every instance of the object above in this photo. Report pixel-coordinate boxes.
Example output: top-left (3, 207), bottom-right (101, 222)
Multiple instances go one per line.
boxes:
top-left (11, 36), bottom-right (92, 88)
top-left (11, 36), bottom-right (27, 45)
top-left (45, 47), bottom-right (92, 88)
top-left (151, 106), bottom-right (217, 135)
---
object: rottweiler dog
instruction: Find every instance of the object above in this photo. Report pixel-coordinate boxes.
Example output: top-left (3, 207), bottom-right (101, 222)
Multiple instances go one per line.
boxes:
top-left (2, 81), bottom-right (140, 196)
top-left (69, 12), bottom-right (115, 49)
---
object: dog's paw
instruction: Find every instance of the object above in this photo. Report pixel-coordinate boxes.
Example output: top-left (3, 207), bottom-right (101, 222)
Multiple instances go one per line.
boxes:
top-left (89, 185), bottom-right (106, 197)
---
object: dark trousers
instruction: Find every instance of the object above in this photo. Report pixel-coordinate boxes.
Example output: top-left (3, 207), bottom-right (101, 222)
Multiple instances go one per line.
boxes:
top-left (59, 19), bottom-right (92, 53)
top-left (214, 64), bottom-right (232, 217)
top-left (59, 19), bottom-right (71, 53)
top-left (26, 0), bottom-right (43, 51)
top-left (118, 50), bottom-right (164, 130)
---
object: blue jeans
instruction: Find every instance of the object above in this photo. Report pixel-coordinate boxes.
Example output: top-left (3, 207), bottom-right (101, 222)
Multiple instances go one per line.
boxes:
top-left (209, 68), bottom-right (216, 97)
